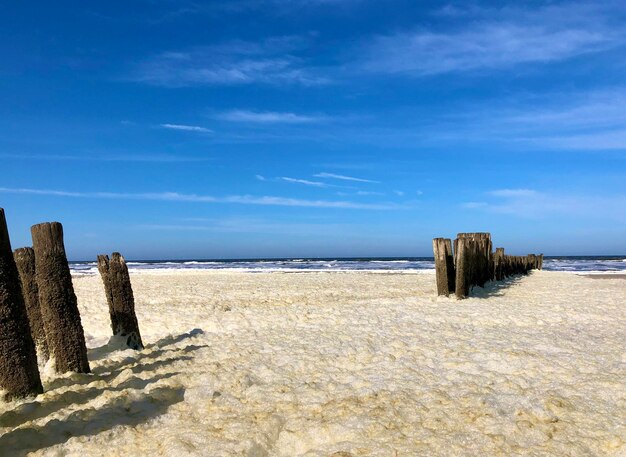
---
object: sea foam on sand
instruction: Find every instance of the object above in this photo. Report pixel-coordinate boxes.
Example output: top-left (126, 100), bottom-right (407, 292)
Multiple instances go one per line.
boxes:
top-left (0, 271), bottom-right (624, 456)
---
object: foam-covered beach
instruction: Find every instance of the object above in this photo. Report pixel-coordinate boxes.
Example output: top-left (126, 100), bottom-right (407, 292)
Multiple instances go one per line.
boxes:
top-left (1, 270), bottom-right (624, 456)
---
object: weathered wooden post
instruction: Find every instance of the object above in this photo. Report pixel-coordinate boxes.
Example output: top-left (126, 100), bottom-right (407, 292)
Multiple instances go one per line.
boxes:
top-left (31, 222), bottom-right (90, 374)
top-left (538, 254), bottom-right (544, 270)
top-left (457, 233), bottom-right (492, 288)
top-left (97, 253), bottom-right (143, 350)
top-left (432, 238), bottom-right (455, 296)
top-left (14, 247), bottom-right (49, 363)
top-left (454, 237), bottom-right (472, 299)
top-left (0, 209), bottom-right (44, 400)
top-left (494, 248), bottom-right (505, 280)
top-left (504, 254), bottom-right (511, 278)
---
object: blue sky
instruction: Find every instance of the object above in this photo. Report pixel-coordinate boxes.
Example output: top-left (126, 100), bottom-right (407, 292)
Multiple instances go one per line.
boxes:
top-left (1, 0), bottom-right (625, 259)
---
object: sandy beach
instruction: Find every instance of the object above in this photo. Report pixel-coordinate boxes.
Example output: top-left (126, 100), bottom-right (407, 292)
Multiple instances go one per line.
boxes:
top-left (0, 270), bottom-right (624, 456)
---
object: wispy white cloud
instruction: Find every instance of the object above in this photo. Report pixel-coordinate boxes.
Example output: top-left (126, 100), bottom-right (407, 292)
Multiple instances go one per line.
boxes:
top-left (215, 110), bottom-right (326, 124)
top-left (489, 189), bottom-right (538, 198)
top-left (0, 153), bottom-right (212, 162)
top-left (462, 201), bottom-right (489, 209)
top-left (504, 89), bottom-right (626, 131)
top-left (393, 190), bottom-right (405, 197)
top-left (131, 37), bottom-right (328, 87)
top-left (406, 86), bottom-right (626, 152)
top-left (0, 187), bottom-right (399, 210)
top-left (279, 177), bottom-right (328, 187)
top-left (136, 216), bottom-right (356, 235)
top-left (337, 190), bottom-right (385, 196)
top-left (255, 174), bottom-right (267, 181)
top-left (160, 123), bottom-right (213, 133)
top-left (463, 188), bottom-right (626, 220)
top-left (527, 129), bottom-right (626, 151)
top-left (492, 88), bottom-right (626, 151)
top-left (359, 4), bottom-right (624, 76)
top-left (314, 172), bottom-right (380, 183)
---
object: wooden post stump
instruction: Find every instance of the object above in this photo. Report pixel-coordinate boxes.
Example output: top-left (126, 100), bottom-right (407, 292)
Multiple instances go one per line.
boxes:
top-left (432, 238), bottom-right (455, 296)
top-left (0, 209), bottom-right (44, 400)
top-left (97, 253), bottom-right (143, 350)
top-left (14, 247), bottom-right (49, 363)
top-left (31, 222), bottom-right (90, 374)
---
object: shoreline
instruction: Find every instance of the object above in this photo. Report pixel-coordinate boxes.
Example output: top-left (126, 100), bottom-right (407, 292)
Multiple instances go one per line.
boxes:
top-left (580, 273), bottom-right (626, 279)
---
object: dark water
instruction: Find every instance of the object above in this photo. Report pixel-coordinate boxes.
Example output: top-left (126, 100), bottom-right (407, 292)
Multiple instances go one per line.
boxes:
top-left (69, 256), bottom-right (626, 275)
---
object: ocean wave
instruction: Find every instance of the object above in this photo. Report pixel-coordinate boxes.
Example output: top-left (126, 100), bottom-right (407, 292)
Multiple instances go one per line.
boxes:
top-left (68, 256), bottom-right (625, 275)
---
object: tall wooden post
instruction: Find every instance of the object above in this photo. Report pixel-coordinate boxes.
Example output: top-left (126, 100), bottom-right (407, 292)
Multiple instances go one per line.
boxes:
top-left (14, 247), bottom-right (49, 363)
top-left (31, 222), bottom-right (90, 374)
top-left (432, 238), bottom-right (455, 296)
top-left (97, 253), bottom-right (143, 350)
top-left (0, 209), bottom-right (43, 400)
top-left (538, 254), bottom-right (544, 270)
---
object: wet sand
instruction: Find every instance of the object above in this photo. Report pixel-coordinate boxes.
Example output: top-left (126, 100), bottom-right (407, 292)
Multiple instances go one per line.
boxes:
top-left (581, 274), bottom-right (626, 279)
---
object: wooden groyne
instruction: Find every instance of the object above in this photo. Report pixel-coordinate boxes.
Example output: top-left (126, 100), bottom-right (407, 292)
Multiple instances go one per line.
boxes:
top-left (433, 232), bottom-right (543, 299)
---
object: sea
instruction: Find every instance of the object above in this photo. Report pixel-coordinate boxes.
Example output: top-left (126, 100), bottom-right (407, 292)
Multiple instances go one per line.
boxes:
top-left (69, 256), bottom-right (626, 276)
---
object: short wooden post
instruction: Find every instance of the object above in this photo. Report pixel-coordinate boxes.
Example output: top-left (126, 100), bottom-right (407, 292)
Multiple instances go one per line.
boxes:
top-left (14, 247), bottom-right (49, 363)
top-left (97, 253), bottom-right (143, 349)
top-left (0, 209), bottom-right (44, 400)
top-left (31, 222), bottom-right (90, 374)
top-left (538, 254), bottom-right (544, 270)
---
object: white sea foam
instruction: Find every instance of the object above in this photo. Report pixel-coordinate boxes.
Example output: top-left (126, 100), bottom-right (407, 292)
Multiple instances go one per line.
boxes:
top-left (1, 271), bottom-right (623, 456)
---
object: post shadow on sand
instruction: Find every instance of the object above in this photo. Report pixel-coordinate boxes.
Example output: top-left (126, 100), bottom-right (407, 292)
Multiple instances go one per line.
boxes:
top-left (466, 274), bottom-right (527, 299)
top-left (88, 328), bottom-right (205, 362)
top-left (44, 335), bottom-right (208, 392)
top-left (90, 342), bottom-right (209, 378)
top-left (149, 328), bottom-right (205, 350)
top-left (0, 371), bottom-right (179, 428)
top-left (0, 384), bottom-right (185, 457)
top-left (0, 330), bottom-right (205, 453)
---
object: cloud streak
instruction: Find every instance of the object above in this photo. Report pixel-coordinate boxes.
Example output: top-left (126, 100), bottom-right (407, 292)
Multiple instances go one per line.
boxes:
top-left (359, 4), bottom-right (624, 76)
top-left (131, 37), bottom-right (328, 87)
top-left (463, 188), bottom-right (626, 221)
top-left (279, 177), bottom-right (328, 187)
top-left (0, 187), bottom-right (399, 210)
top-left (160, 123), bottom-right (213, 133)
top-left (397, 86), bottom-right (626, 152)
top-left (215, 110), bottom-right (326, 124)
top-left (0, 153), bottom-right (212, 162)
top-left (314, 172), bottom-right (380, 183)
